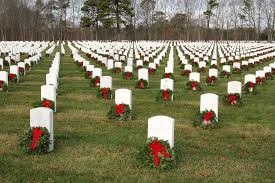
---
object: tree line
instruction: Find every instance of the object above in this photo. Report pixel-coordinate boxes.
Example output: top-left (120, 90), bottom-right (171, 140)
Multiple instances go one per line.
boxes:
top-left (0, 0), bottom-right (274, 42)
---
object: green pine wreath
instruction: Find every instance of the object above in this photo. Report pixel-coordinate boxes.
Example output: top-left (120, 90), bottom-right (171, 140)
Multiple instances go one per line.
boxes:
top-left (193, 110), bottom-right (219, 129)
top-left (107, 103), bottom-right (132, 121)
top-left (137, 137), bottom-right (176, 170)
top-left (20, 127), bottom-right (50, 154)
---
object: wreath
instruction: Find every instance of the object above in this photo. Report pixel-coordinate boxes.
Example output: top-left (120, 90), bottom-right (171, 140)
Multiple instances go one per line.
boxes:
top-left (162, 73), bottom-right (174, 80)
top-left (193, 110), bottom-right (219, 129)
top-left (219, 70), bottom-right (231, 78)
top-left (35, 98), bottom-right (55, 111)
top-left (256, 77), bottom-right (264, 85)
top-left (137, 65), bottom-right (144, 70)
top-left (186, 81), bottom-right (201, 91)
top-left (122, 72), bottom-right (134, 80)
top-left (20, 127), bottom-right (50, 154)
top-left (149, 68), bottom-right (156, 75)
top-left (107, 103), bottom-right (132, 121)
top-left (206, 76), bottom-right (217, 86)
top-left (113, 67), bottom-right (122, 73)
top-left (85, 71), bottom-right (93, 79)
top-left (223, 93), bottom-right (242, 107)
top-left (244, 82), bottom-right (256, 95)
top-left (136, 79), bottom-right (149, 89)
top-left (0, 80), bottom-right (8, 92)
top-left (90, 76), bottom-right (100, 87)
top-left (76, 61), bottom-right (83, 67)
top-left (232, 68), bottom-right (241, 74)
top-left (210, 64), bottom-right (217, 69)
top-left (137, 137), bottom-right (176, 170)
top-left (265, 72), bottom-right (273, 80)
top-left (156, 89), bottom-right (173, 102)
top-left (182, 70), bottom-right (191, 77)
top-left (18, 67), bottom-right (25, 76)
top-left (97, 87), bottom-right (112, 100)
top-left (8, 73), bottom-right (18, 83)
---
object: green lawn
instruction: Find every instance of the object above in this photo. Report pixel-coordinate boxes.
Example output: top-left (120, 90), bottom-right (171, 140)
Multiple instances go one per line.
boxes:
top-left (0, 45), bottom-right (274, 183)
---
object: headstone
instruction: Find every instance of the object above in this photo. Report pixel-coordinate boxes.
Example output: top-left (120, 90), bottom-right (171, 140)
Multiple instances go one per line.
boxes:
top-left (115, 89), bottom-right (132, 109)
top-left (0, 71), bottom-right (8, 85)
top-left (209, 68), bottom-right (218, 77)
top-left (200, 93), bottom-right (219, 118)
top-left (244, 74), bottom-right (256, 84)
top-left (138, 68), bottom-right (149, 81)
top-left (30, 107), bottom-right (54, 151)
top-left (189, 72), bottom-right (200, 82)
top-left (41, 85), bottom-right (56, 112)
top-left (147, 116), bottom-right (175, 147)
top-left (227, 81), bottom-right (242, 96)
top-left (100, 76), bottom-right (112, 89)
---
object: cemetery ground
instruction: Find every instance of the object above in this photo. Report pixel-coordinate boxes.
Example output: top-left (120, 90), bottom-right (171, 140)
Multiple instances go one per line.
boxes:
top-left (0, 46), bottom-right (274, 182)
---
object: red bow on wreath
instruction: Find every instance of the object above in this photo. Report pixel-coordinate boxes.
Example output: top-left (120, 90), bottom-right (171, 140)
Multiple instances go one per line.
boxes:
top-left (265, 73), bottom-right (270, 79)
top-left (0, 80), bottom-right (3, 88)
top-left (9, 74), bottom-right (15, 80)
top-left (162, 90), bottom-right (170, 101)
top-left (249, 82), bottom-right (255, 88)
top-left (31, 128), bottom-right (44, 150)
top-left (228, 95), bottom-right (237, 106)
top-left (165, 73), bottom-right (171, 78)
top-left (209, 76), bottom-right (215, 82)
top-left (149, 139), bottom-right (171, 168)
top-left (125, 72), bottom-right (132, 80)
top-left (204, 111), bottom-right (213, 121)
top-left (115, 104), bottom-right (125, 114)
top-left (95, 78), bottom-right (100, 86)
top-left (139, 81), bottom-right (145, 88)
top-left (256, 77), bottom-right (263, 84)
top-left (101, 88), bottom-right (108, 100)
top-left (149, 68), bottom-right (154, 74)
top-left (42, 100), bottom-right (51, 108)
top-left (191, 82), bottom-right (197, 90)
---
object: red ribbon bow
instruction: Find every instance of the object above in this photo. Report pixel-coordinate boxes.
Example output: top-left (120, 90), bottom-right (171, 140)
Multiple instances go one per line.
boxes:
top-left (101, 88), bottom-right (109, 100)
top-left (149, 139), bottom-right (171, 168)
top-left (139, 81), bottom-right (145, 88)
top-left (248, 82), bottom-right (255, 88)
top-left (0, 80), bottom-right (3, 88)
top-left (204, 111), bottom-right (214, 123)
top-left (265, 73), bottom-right (270, 79)
top-left (9, 74), bottom-right (15, 80)
top-left (149, 68), bottom-right (154, 74)
top-left (115, 104), bottom-right (125, 114)
top-left (31, 128), bottom-right (44, 150)
top-left (256, 77), bottom-right (263, 84)
top-left (165, 73), bottom-right (171, 78)
top-left (162, 90), bottom-right (170, 101)
top-left (42, 100), bottom-right (51, 108)
top-left (125, 72), bottom-right (132, 80)
top-left (228, 94), bottom-right (237, 106)
top-left (209, 76), bottom-right (215, 83)
top-left (191, 82), bottom-right (197, 90)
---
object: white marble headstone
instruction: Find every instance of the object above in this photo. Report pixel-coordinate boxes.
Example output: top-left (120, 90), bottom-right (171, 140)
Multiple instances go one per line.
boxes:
top-left (30, 107), bottom-right (54, 151)
top-left (115, 89), bottom-right (132, 109)
top-left (147, 116), bottom-right (175, 148)
top-left (200, 93), bottom-right (219, 118)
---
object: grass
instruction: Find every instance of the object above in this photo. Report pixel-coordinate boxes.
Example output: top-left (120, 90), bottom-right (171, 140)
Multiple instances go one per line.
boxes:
top-left (0, 45), bottom-right (274, 183)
